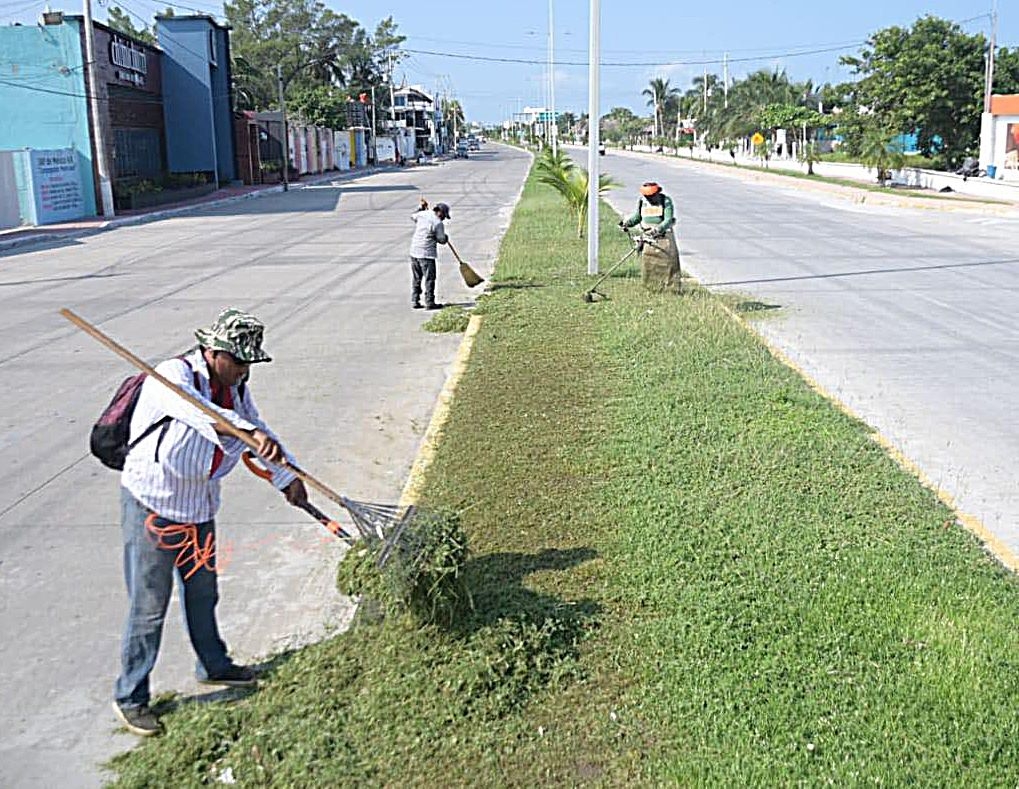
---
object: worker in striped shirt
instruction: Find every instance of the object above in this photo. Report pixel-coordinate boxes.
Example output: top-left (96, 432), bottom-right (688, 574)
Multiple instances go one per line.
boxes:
top-left (113, 308), bottom-right (307, 737)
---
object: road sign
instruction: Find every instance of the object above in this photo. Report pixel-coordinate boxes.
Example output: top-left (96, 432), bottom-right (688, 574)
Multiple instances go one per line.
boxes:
top-left (751, 132), bottom-right (765, 146)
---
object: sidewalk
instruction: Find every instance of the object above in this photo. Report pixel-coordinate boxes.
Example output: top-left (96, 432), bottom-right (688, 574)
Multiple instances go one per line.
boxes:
top-left (0, 164), bottom-right (400, 253)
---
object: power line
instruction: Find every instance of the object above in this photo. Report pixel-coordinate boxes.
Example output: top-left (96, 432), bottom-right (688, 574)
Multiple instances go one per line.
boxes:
top-left (0, 76), bottom-right (234, 105)
top-left (402, 42), bottom-right (868, 69)
top-left (404, 33), bottom-right (872, 59)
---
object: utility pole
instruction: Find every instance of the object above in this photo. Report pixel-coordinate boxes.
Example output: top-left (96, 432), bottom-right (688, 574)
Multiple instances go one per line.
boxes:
top-left (276, 65), bottom-right (289, 191)
top-left (653, 86), bottom-right (659, 140)
top-left (587, 0), bottom-right (600, 275)
top-left (723, 52), bottom-right (729, 109)
top-left (702, 65), bottom-right (707, 115)
top-left (983, 1), bottom-right (998, 113)
top-left (82, 0), bottom-right (114, 217)
top-left (388, 51), bottom-right (397, 123)
top-left (370, 84), bottom-right (377, 164)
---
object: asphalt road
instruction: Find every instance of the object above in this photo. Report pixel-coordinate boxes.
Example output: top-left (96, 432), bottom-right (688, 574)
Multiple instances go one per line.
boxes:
top-left (0, 143), bottom-right (530, 787)
top-left (589, 146), bottom-right (1019, 569)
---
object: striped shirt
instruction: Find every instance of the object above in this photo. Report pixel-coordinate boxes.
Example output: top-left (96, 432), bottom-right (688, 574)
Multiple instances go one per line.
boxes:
top-left (121, 348), bottom-right (297, 522)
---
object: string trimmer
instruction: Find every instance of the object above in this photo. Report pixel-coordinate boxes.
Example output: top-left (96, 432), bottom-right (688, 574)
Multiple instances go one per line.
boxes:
top-left (582, 229), bottom-right (645, 303)
top-left (61, 308), bottom-right (416, 567)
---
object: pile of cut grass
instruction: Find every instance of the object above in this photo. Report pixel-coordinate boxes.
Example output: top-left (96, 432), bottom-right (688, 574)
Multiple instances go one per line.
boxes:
top-left (110, 165), bottom-right (1019, 787)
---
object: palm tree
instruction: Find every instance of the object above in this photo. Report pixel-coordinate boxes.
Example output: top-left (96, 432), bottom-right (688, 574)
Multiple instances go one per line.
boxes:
top-left (642, 77), bottom-right (676, 141)
top-left (535, 147), bottom-right (617, 238)
top-left (859, 124), bottom-right (906, 185)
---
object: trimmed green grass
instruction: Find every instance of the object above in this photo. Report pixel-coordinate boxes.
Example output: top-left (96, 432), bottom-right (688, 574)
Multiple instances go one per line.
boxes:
top-left (110, 168), bottom-right (1019, 786)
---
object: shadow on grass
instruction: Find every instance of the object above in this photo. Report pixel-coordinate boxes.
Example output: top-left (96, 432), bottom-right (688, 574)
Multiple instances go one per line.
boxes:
top-left (147, 655), bottom-right (298, 718)
top-left (457, 546), bottom-right (601, 635)
top-left (488, 278), bottom-right (544, 291)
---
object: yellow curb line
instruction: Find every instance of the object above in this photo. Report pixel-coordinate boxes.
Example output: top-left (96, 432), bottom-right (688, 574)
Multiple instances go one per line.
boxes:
top-left (715, 298), bottom-right (1019, 575)
top-left (398, 314), bottom-right (483, 508)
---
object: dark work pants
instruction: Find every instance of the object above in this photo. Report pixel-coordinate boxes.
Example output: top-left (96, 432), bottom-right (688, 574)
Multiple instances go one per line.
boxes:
top-left (410, 256), bottom-right (437, 306)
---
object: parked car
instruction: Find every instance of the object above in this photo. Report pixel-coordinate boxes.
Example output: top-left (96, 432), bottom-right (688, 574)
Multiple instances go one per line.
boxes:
top-left (468, 137), bottom-right (480, 151)
top-left (454, 141), bottom-right (469, 159)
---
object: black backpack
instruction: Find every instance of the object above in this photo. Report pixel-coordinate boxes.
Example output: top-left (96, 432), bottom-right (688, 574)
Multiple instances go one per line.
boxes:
top-left (90, 358), bottom-right (196, 470)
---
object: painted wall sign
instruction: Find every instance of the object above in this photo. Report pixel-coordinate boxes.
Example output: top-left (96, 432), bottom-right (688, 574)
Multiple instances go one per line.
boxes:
top-left (28, 148), bottom-right (86, 224)
top-left (110, 35), bottom-right (147, 86)
top-left (1006, 123), bottom-right (1019, 171)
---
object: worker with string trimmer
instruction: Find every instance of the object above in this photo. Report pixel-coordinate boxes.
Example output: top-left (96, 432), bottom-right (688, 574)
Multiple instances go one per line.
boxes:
top-left (618, 181), bottom-right (682, 293)
top-left (108, 308), bottom-right (307, 737)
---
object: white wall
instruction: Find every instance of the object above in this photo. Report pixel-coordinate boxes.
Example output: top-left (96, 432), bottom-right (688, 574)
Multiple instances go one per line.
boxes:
top-left (634, 144), bottom-right (1019, 202)
top-left (0, 151), bottom-right (20, 229)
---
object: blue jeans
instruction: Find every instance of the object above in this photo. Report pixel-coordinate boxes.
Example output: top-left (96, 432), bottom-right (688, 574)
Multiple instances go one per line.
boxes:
top-left (114, 487), bottom-right (234, 708)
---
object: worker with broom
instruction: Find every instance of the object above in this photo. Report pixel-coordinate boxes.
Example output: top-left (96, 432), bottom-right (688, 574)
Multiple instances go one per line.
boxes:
top-left (112, 308), bottom-right (307, 737)
top-left (410, 198), bottom-right (451, 310)
top-left (619, 181), bottom-right (681, 292)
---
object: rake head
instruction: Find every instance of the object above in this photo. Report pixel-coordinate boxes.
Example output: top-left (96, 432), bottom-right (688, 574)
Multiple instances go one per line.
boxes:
top-left (340, 496), bottom-right (418, 568)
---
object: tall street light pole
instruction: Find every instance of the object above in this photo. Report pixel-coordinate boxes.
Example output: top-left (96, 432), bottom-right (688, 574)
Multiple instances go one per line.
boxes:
top-left (549, 0), bottom-right (557, 155)
top-left (983, 0), bottom-right (998, 114)
top-left (587, 0), bottom-right (600, 275)
top-left (82, 0), bottom-right (114, 217)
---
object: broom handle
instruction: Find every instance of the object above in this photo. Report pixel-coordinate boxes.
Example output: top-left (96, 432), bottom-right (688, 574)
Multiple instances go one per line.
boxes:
top-left (60, 308), bottom-right (348, 508)
top-left (446, 240), bottom-right (466, 265)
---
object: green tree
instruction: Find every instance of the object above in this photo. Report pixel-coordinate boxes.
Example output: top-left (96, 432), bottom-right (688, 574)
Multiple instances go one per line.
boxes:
top-left (602, 106), bottom-right (642, 148)
top-left (107, 7), bottom-right (155, 44)
top-left (557, 111), bottom-right (578, 140)
top-left (224, 0), bottom-right (386, 122)
top-left (840, 15), bottom-right (986, 166)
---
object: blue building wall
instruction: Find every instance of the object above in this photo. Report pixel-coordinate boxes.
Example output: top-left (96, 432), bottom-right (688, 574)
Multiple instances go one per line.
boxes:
top-left (0, 20), bottom-right (96, 216)
top-left (156, 16), bottom-right (235, 182)
top-left (209, 25), bottom-right (235, 183)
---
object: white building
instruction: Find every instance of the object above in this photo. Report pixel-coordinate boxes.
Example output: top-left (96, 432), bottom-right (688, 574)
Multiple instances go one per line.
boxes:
top-left (979, 95), bottom-right (1019, 181)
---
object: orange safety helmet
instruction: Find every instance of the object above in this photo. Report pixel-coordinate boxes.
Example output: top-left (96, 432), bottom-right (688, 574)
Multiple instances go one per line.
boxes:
top-left (640, 181), bottom-right (662, 196)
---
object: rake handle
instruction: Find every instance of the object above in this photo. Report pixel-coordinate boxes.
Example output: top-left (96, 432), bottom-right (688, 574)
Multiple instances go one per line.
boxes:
top-left (241, 454), bottom-right (354, 541)
top-left (60, 308), bottom-right (348, 509)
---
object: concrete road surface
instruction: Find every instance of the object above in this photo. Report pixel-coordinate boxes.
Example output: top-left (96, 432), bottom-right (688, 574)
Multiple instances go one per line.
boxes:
top-left (588, 146), bottom-right (1019, 569)
top-left (0, 143), bottom-right (530, 787)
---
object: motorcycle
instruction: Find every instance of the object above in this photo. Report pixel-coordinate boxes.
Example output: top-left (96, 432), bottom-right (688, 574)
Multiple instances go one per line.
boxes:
top-left (956, 157), bottom-right (985, 181)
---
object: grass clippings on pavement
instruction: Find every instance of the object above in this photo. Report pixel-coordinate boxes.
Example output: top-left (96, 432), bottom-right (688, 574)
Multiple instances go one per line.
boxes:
top-left (109, 165), bottom-right (1019, 787)
top-left (423, 305), bottom-right (471, 333)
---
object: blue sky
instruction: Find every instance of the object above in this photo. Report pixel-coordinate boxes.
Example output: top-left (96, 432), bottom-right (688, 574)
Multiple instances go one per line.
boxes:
top-left (1, 0), bottom-right (1010, 123)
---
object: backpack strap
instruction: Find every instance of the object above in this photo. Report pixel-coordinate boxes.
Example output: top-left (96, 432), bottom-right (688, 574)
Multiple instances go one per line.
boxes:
top-left (130, 356), bottom-right (200, 463)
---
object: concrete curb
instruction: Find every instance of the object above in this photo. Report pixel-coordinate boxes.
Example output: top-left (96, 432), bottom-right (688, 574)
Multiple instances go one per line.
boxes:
top-left (714, 297), bottom-right (1019, 575)
top-left (0, 164), bottom-right (398, 254)
top-left (398, 314), bottom-right (483, 509)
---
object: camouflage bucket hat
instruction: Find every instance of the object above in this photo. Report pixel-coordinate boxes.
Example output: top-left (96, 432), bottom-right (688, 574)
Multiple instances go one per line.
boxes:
top-left (194, 308), bottom-right (272, 364)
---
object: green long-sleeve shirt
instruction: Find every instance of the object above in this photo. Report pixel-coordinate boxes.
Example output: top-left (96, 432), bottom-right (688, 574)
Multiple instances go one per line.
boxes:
top-left (622, 194), bottom-right (675, 233)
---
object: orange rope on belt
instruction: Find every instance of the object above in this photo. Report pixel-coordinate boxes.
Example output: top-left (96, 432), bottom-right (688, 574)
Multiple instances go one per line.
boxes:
top-left (144, 513), bottom-right (232, 580)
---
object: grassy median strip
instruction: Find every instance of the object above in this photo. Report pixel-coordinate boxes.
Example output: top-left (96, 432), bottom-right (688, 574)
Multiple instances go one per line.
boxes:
top-left (111, 168), bottom-right (1019, 786)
